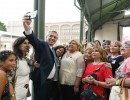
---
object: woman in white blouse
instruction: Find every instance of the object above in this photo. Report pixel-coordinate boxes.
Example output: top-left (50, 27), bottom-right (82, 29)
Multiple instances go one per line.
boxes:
top-left (59, 40), bottom-right (85, 100)
top-left (13, 37), bottom-right (31, 100)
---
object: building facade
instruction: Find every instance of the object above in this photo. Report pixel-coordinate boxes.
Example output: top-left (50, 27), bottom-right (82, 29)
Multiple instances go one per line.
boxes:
top-left (7, 21), bottom-right (86, 45)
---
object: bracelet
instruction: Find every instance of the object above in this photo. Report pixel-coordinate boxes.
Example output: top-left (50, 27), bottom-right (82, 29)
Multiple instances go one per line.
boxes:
top-left (10, 93), bottom-right (15, 97)
top-left (95, 81), bottom-right (99, 86)
top-left (116, 79), bottom-right (122, 86)
top-left (116, 79), bottom-right (123, 86)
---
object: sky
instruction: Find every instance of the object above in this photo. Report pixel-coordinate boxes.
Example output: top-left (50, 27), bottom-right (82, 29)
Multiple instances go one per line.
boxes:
top-left (0, 0), bottom-right (80, 25)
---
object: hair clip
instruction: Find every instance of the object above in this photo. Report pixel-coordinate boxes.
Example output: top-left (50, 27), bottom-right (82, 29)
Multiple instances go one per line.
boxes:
top-left (0, 50), bottom-right (14, 55)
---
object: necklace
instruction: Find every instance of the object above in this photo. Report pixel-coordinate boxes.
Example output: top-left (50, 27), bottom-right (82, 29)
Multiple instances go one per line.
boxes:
top-left (111, 54), bottom-right (119, 58)
top-left (66, 52), bottom-right (72, 58)
top-left (66, 51), bottom-right (77, 58)
top-left (93, 61), bottom-right (101, 65)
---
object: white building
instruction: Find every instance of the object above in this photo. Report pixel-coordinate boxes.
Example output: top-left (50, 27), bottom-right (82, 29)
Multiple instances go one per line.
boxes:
top-left (7, 21), bottom-right (87, 45)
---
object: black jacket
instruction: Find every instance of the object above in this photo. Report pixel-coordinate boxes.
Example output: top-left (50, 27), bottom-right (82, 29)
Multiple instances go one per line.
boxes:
top-left (23, 31), bottom-right (54, 85)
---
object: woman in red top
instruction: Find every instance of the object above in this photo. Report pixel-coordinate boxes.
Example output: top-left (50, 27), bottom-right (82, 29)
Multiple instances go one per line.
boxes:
top-left (82, 47), bottom-right (112, 100)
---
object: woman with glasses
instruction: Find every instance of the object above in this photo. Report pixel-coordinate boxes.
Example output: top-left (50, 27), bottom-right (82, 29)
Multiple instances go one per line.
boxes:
top-left (106, 41), bottom-right (130, 100)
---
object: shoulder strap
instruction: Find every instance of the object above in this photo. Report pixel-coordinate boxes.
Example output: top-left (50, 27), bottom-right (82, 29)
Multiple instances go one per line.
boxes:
top-left (120, 78), bottom-right (126, 94)
top-left (94, 63), bottom-right (105, 73)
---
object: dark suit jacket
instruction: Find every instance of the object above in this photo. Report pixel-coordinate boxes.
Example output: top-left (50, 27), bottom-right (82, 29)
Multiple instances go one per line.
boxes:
top-left (23, 31), bottom-right (54, 85)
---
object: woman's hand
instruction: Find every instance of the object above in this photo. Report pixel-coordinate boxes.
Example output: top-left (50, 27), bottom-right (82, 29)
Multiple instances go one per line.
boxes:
top-left (74, 86), bottom-right (79, 94)
top-left (81, 39), bottom-right (87, 47)
top-left (82, 75), bottom-right (94, 84)
top-left (105, 62), bottom-right (112, 69)
top-left (11, 95), bottom-right (16, 100)
top-left (105, 76), bottom-right (116, 87)
top-left (33, 61), bottom-right (40, 68)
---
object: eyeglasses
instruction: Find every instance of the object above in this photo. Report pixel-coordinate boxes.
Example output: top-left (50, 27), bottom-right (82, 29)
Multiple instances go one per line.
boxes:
top-left (104, 44), bottom-right (110, 45)
top-left (93, 49), bottom-right (99, 52)
top-left (84, 52), bottom-right (92, 55)
top-left (120, 46), bottom-right (130, 50)
top-left (110, 45), bottom-right (119, 48)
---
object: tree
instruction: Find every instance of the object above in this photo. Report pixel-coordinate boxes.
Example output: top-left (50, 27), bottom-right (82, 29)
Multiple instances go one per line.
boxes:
top-left (0, 21), bottom-right (7, 31)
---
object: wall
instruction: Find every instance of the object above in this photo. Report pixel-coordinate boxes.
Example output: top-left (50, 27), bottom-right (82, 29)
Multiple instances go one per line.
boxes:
top-left (94, 21), bottom-right (123, 43)
top-left (7, 21), bottom-right (82, 45)
top-left (7, 20), bottom-right (124, 45)
top-left (7, 21), bottom-right (25, 36)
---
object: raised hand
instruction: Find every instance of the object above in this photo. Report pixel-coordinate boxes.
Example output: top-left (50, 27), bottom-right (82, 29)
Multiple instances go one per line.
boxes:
top-left (81, 39), bottom-right (87, 46)
top-left (22, 15), bottom-right (32, 31)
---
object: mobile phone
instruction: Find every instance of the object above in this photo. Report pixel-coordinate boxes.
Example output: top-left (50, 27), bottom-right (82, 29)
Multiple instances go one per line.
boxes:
top-left (90, 73), bottom-right (97, 80)
top-left (26, 10), bottom-right (37, 19)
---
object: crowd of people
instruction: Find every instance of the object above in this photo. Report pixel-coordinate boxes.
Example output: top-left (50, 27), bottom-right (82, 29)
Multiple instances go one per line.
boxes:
top-left (0, 14), bottom-right (130, 100)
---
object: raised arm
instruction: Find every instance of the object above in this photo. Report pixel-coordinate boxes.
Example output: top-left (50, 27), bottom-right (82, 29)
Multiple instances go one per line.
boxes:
top-left (22, 15), bottom-right (44, 52)
top-left (23, 15), bottom-right (32, 31)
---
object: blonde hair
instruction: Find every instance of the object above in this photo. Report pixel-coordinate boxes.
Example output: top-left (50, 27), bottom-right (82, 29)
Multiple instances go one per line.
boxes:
top-left (69, 40), bottom-right (82, 53)
top-left (111, 41), bottom-right (122, 54)
top-left (93, 47), bottom-right (108, 62)
top-left (112, 41), bottom-right (122, 48)
top-left (84, 47), bottom-right (94, 62)
top-left (85, 47), bottom-right (93, 54)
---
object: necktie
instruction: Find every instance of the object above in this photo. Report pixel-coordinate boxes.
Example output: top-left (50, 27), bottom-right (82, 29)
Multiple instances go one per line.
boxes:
top-left (52, 48), bottom-right (59, 81)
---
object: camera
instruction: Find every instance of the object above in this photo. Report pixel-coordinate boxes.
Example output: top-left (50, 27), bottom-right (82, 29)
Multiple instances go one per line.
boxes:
top-left (26, 10), bottom-right (37, 19)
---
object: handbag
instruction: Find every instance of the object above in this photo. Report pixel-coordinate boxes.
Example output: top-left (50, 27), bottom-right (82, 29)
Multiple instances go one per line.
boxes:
top-left (109, 78), bottom-right (130, 100)
top-left (81, 85), bottom-right (102, 100)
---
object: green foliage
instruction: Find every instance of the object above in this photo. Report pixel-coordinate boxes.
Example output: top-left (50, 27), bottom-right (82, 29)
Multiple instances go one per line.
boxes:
top-left (0, 21), bottom-right (7, 31)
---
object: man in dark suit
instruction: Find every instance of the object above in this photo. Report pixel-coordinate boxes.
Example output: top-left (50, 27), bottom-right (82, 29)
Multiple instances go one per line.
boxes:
top-left (23, 16), bottom-right (58, 100)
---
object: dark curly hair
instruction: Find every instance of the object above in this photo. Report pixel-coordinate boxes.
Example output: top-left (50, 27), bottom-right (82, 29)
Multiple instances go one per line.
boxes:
top-left (13, 36), bottom-right (29, 59)
top-left (0, 50), bottom-right (16, 62)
